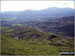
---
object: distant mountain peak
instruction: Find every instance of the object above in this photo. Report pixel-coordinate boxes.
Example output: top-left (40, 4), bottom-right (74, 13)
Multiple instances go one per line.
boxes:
top-left (1, 7), bottom-right (74, 21)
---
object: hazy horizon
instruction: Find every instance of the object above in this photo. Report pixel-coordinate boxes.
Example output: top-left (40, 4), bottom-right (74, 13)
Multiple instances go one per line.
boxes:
top-left (1, 1), bottom-right (74, 12)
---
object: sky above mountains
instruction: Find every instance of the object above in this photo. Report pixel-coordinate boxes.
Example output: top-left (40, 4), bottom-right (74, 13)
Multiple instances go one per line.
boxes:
top-left (1, 1), bottom-right (74, 12)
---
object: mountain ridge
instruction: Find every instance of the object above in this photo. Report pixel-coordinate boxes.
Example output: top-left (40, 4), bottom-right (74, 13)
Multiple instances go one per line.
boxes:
top-left (1, 7), bottom-right (74, 21)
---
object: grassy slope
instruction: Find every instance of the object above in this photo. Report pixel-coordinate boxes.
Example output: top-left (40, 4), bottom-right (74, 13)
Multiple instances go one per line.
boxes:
top-left (1, 35), bottom-right (74, 55)
top-left (1, 26), bottom-right (74, 55)
top-left (1, 35), bottom-right (59, 55)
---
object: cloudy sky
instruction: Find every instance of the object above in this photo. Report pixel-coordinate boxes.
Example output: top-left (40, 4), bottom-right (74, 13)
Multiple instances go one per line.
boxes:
top-left (1, 1), bottom-right (74, 12)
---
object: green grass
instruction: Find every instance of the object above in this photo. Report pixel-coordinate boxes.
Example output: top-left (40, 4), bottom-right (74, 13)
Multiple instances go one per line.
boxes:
top-left (1, 35), bottom-right (59, 55)
top-left (0, 27), bottom-right (9, 30)
top-left (1, 35), bottom-right (74, 55)
top-left (1, 27), bottom-right (74, 55)
top-left (12, 24), bottom-right (23, 26)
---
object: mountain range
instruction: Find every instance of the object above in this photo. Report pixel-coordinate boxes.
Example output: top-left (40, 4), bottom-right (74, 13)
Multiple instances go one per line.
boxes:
top-left (1, 7), bottom-right (74, 55)
top-left (1, 7), bottom-right (74, 21)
